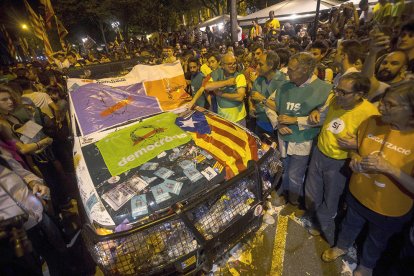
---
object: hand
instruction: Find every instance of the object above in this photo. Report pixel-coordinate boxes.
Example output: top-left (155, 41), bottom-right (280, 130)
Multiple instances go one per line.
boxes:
top-left (42, 137), bottom-right (53, 147)
top-left (31, 181), bottom-right (50, 198)
top-left (369, 29), bottom-right (390, 54)
top-left (278, 115), bottom-right (297, 125)
top-left (226, 77), bottom-right (236, 86)
top-left (337, 132), bottom-right (357, 150)
top-left (349, 157), bottom-right (365, 173)
top-left (249, 106), bottom-right (257, 118)
top-left (184, 100), bottom-right (196, 109)
top-left (214, 90), bottom-right (224, 97)
top-left (55, 112), bottom-right (63, 128)
top-left (278, 124), bottom-right (293, 135)
top-left (309, 110), bottom-right (320, 124)
top-left (250, 91), bottom-right (264, 102)
top-left (360, 153), bottom-right (392, 174)
top-left (250, 71), bottom-right (258, 82)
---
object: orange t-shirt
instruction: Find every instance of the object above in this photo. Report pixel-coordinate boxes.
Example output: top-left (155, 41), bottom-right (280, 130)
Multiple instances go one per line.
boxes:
top-left (350, 116), bottom-right (414, 217)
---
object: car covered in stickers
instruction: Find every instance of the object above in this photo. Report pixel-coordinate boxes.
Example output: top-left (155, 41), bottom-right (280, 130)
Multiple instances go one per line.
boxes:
top-left (68, 61), bottom-right (283, 275)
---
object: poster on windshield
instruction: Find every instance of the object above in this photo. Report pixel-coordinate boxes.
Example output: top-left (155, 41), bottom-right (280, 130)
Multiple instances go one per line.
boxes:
top-left (70, 83), bottom-right (162, 136)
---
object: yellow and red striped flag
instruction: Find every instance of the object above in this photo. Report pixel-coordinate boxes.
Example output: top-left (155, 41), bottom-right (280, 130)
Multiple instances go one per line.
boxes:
top-left (0, 25), bottom-right (17, 60)
top-left (19, 37), bottom-right (30, 57)
top-left (54, 15), bottom-right (68, 50)
top-left (39, 0), bottom-right (55, 29)
top-left (39, 17), bottom-right (53, 59)
top-left (190, 112), bottom-right (258, 179)
top-left (24, 0), bottom-right (43, 40)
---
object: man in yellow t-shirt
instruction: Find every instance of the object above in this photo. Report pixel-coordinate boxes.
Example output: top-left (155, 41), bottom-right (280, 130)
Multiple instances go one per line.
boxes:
top-left (304, 73), bottom-right (379, 246)
top-left (264, 11), bottom-right (280, 40)
top-left (250, 19), bottom-right (263, 41)
top-left (205, 54), bottom-right (247, 125)
top-left (321, 81), bottom-right (414, 274)
top-left (372, 0), bottom-right (392, 25)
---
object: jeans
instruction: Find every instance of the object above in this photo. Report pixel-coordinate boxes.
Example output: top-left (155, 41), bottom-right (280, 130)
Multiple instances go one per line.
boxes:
top-left (278, 153), bottom-right (309, 205)
top-left (304, 147), bottom-right (349, 245)
top-left (236, 118), bottom-right (246, 127)
top-left (336, 193), bottom-right (413, 269)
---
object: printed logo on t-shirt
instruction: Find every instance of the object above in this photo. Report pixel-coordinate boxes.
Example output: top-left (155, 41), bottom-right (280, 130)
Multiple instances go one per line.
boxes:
top-left (367, 134), bottom-right (411, 155)
top-left (327, 118), bottom-right (345, 134)
top-left (286, 102), bottom-right (301, 111)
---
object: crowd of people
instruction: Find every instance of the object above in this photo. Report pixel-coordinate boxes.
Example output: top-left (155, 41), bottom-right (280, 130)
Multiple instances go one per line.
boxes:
top-left (0, 0), bottom-right (414, 275)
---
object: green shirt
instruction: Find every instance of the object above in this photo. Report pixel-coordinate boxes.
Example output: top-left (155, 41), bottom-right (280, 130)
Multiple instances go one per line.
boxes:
top-left (276, 78), bottom-right (332, 142)
top-left (252, 71), bottom-right (286, 130)
top-left (210, 68), bottom-right (246, 108)
top-left (191, 72), bottom-right (206, 108)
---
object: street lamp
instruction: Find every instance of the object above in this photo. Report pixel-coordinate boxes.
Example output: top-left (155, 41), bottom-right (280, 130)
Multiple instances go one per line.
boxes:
top-left (21, 24), bottom-right (28, 30)
top-left (111, 21), bottom-right (120, 30)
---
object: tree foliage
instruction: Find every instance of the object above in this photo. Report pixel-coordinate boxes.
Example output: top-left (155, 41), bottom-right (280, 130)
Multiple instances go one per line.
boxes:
top-left (53, 0), bottom-right (278, 43)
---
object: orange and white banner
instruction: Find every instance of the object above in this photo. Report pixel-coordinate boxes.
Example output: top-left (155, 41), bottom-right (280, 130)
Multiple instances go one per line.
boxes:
top-left (68, 61), bottom-right (191, 111)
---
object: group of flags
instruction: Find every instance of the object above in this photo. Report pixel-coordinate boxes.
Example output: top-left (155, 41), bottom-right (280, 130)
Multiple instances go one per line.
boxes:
top-left (0, 24), bottom-right (17, 60)
top-left (0, 0), bottom-right (68, 61)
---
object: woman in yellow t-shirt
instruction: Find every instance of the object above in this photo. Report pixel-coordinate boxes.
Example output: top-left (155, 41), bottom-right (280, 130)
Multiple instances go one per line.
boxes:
top-left (322, 81), bottom-right (414, 276)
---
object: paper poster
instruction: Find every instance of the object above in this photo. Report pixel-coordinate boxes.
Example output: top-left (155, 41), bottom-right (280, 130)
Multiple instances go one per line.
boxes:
top-left (183, 167), bottom-right (203, 183)
top-left (178, 160), bottom-right (195, 170)
top-left (101, 175), bottom-right (148, 211)
top-left (201, 166), bottom-right (218, 181)
top-left (96, 112), bottom-right (192, 176)
top-left (131, 195), bottom-right (148, 217)
top-left (140, 162), bottom-right (159, 171)
top-left (154, 167), bottom-right (174, 179)
top-left (151, 184), bottom-right (171, 204)
top-left (15, 120), bottom-right (43, 139)
top-left (163, 179), bottom-right (183, 195)
top-left (102, 184), bottom-right (136, 211)
top-left (70, 83), bottom-right (162, 136)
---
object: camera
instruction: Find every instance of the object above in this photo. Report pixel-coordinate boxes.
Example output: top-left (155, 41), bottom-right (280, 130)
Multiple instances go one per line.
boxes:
top-left (0, 192), bottom-right (33, 257)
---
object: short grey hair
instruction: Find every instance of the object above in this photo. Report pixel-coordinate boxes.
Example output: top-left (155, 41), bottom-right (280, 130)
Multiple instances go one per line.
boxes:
top-left (290, 52), bottom-right (317, 77)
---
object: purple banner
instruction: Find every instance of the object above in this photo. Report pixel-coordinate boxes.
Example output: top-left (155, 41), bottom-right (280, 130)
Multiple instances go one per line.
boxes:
top-left (70, 83), bottom-right (161, 136)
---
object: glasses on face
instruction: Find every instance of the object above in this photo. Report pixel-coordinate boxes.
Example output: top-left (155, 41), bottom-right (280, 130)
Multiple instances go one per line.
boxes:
top-left (224, 62), bottom-right (236, 67)
top-left (333, 86), bottom-right (355, 96)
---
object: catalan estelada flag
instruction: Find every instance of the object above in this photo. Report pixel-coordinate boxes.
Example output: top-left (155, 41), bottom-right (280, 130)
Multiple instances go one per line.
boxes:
top-left (24, 0), bottom-right (53, 58)
top-left (24, 0), bottom-right (43, 40)
top-left (0, 25), bottom-right (17, 60)
top-left (54, 15), bottom-right (68, 50)
top-left (189, 112), bottom-right (258, 179)
top-left (39, 0), bottom-right (55, 29)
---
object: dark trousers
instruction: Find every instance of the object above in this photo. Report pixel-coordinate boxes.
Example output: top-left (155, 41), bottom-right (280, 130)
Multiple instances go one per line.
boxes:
top-left (337, 193), bottom-right (413, 269)
top-left (27, 213), bottom-right (73, 276)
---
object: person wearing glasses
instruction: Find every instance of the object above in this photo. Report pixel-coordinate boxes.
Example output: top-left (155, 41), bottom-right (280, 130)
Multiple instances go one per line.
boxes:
top-left (205, 54), bottom-right (247, 126)
top-left (304, 72), bottom-right (379, 247)
top-left (322, 81), bottom-right (414, 276)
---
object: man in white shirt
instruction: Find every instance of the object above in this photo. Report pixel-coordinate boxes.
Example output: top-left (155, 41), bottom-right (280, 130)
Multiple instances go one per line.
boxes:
top-left (333, 40), bottom-right (365, 86)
